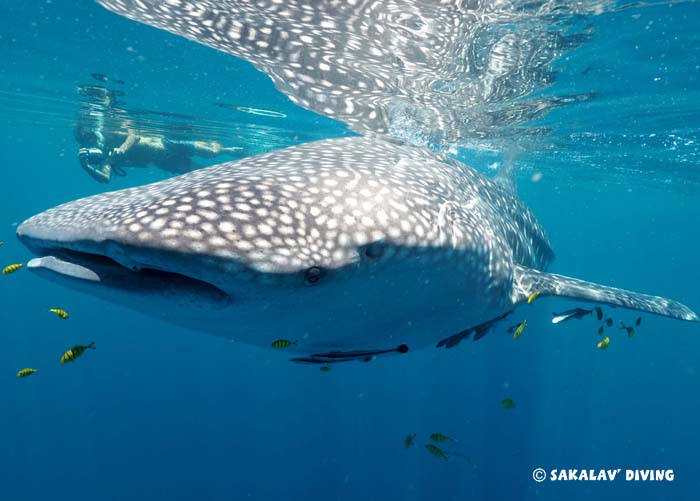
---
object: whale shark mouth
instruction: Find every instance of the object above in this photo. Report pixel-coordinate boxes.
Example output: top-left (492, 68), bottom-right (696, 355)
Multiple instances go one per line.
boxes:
top-left (19, 236), bottom-right (231, 303)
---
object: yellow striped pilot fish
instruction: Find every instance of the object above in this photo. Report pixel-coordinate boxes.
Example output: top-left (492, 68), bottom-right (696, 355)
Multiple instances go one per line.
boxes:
top-left (17, 368), bottom-right (38, 378)
top-left (60, 342), bottom-right (96, 364)
top-left (425, 444), bottom-right (449, 460)
top-left (2, 263), bottom-right (23, 274)
top-left (429, 433), bottom-right (455, 443)
top-left (271, 339), bottom-right (296, 349)
top-left (512, 320), bottom-right (527, 340)
top-left (49, 308), bottom-right (69, 319)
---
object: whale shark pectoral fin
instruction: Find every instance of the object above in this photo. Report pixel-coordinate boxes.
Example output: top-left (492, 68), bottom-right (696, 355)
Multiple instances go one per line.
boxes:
top-left (512, 265), bottom-right (698, 322)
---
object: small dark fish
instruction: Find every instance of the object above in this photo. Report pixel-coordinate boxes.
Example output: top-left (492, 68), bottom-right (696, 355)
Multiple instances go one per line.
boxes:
top-left (319, 366), bottom-right (330, 372)
top-left (436, 312), bottom-right (510, 349)
top-left (605, 318), bottom-right (613, 327)
top-left (501, 398), bottom-right (515, 410)
top-left (598, 325), bottom-right (604, 335)
top-left (91, 73), bottom-right (125, 84)
top-left (425, 444), bottom-right (449, 460)
top-left (404, 433), bottom-right (416, 448)
top-left (635, 317), bottom-right (642, 327)
top-left (595, 307), bottom-right (603, 321)
top-left (551, 308), bottom-right (592, 324)
top-left (271, 339), bottom-right (296, 349)
top-left (60, 342), bottom-right (95, 364)
top-left (430, 433), bottom-right (455, 443)
top-left (619, 322), bottom-right (635, 338)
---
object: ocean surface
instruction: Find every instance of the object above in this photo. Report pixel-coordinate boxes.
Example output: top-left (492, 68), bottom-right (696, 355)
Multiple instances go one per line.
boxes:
top-left (1, 1), bottom-right (699, 500)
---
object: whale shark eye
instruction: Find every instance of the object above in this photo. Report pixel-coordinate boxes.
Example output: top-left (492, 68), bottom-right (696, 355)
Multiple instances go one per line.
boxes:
top-left (363, 242), bottom-right (385, 260)
top-left (304, 266), bottom-right (323, 286)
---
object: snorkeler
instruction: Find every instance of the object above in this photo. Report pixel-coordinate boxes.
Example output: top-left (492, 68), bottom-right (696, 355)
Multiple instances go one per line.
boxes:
top-left (77, 129), bottom-right (247, 183)
top-left (74, 84), bottom-right (248, 183)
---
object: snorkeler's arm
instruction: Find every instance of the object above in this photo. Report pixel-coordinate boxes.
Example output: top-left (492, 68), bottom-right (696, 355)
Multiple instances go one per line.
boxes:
top-left (114, 128), bottom-right (138, 154)
top-left (80, 160), bottom-right (112, 184)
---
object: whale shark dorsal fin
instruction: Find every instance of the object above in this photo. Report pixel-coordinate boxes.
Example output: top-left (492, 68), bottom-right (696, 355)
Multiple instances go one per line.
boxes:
top-left (511, 265), bottom-right (698, 322)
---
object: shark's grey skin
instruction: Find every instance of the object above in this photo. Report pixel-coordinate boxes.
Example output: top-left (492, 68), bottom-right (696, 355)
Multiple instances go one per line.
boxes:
top-left (97, 0), bottom-right (597, 146)
top-left (17, 136), bottom-right (698, 355)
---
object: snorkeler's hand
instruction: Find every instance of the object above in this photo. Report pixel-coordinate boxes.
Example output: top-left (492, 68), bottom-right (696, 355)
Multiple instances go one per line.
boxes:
top-left (80, 161), bottom-right (111, 184)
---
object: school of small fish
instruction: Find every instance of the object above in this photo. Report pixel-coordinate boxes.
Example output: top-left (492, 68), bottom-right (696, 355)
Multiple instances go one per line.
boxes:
top-left (548, 303), bottom-right (643, 350)
top-left (4, 247), bottom-right (94, 377)
top-left (403, 432), bottom-right (466, 461)
top-left (405, 398), bottom-right (520, 462)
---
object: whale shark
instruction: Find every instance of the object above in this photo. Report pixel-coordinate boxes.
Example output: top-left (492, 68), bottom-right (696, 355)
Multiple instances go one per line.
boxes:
top-left (17, 136), bottom-right (697, 361)
top-left (15, 1), bottom-right (698, 362)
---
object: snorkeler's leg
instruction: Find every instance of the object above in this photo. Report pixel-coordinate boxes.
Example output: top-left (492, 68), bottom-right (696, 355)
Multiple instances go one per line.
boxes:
top-left (193, 140), bottom-right (246, 158)
top-left (191, 140), bottom-right (222, 157)
top-left (220, 146), bottom-right (245, 157)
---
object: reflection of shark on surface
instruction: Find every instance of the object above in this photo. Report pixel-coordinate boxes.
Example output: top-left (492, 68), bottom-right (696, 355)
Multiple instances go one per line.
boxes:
top-left (16, 1), bottom-right (698, 363)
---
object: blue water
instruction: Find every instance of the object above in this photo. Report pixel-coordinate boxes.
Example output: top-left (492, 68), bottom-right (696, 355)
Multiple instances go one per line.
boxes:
top-left (1, 1), bottom-right (699, 500)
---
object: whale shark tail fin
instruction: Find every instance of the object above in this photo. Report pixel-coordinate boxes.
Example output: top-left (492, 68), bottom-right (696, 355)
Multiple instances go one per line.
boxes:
top-left (512, 265), bottom-right (698, 322)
